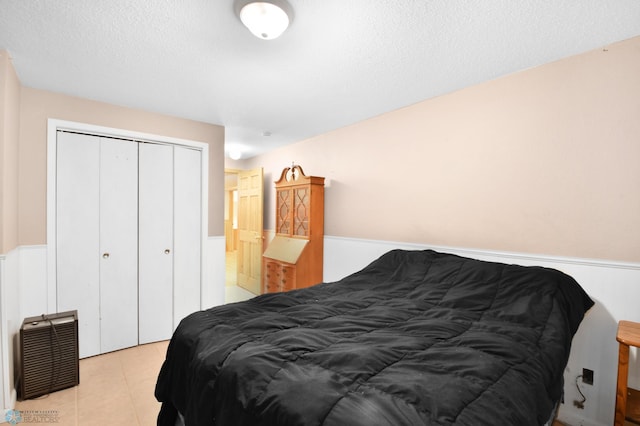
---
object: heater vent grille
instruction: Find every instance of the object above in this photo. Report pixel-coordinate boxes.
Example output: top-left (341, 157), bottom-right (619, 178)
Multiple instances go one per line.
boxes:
top-left (20, 311), bottom-right (79, 400)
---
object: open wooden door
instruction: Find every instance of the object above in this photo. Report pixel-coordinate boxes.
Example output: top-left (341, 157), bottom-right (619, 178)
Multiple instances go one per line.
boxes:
top-left (237, 168), bottom-right (264, 294)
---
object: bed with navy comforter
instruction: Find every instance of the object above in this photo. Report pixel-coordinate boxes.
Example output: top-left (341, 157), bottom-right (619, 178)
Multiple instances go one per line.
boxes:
top-left (155, 249), bottom-right (594, 426)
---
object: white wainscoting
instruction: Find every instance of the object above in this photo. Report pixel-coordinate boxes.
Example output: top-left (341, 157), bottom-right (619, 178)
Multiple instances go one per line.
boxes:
top-left (0, 247), bottom-right (22, 415)
top-left (16, 240), bottom-right (227, 320)
top-left (205, 236), bottom-right (226, 309)
top-left (324, 236), bottom-right (640, 426)
top-left (6, 236), bottom-right (639, 425)
top-left (18, 246), bottom-right (49, 319)
top-left (0, 253), bottom-right (5, 414)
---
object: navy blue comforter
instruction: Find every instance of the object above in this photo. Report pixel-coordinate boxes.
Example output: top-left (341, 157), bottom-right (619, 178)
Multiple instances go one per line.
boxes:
top-left (155, 249), bottom-right (593, 426)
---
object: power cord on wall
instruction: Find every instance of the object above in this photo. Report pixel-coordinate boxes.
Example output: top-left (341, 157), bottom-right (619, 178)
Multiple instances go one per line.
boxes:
top-left (573, 374), bottom-right (586, 409)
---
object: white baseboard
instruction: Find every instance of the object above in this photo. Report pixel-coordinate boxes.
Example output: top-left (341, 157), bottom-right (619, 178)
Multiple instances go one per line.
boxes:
top-left (323, 236), bottom-right (640, 426)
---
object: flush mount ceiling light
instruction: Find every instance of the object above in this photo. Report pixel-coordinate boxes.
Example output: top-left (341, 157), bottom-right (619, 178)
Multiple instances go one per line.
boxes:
top-left (238, 1), bottom-right (291, 40)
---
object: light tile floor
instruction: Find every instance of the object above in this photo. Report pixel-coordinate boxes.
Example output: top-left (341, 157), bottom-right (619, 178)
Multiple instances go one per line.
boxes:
top-left (225, 250), bottom-right (255, 304)
top-left (225, 249), bottom-right (237, 287)
top-left (11, 253), bottom-right (252, 425)
top-left (14, 340), bottom-right (169, 426)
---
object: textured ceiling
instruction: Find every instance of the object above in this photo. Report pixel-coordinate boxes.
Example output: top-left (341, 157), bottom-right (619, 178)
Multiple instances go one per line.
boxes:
top-left (2, 1), bottom-right (640, 159)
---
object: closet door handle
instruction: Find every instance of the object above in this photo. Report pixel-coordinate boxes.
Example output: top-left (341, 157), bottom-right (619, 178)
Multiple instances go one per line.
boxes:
top-left (164, 249), bottom-right (171, 254)
top-left (102, 253), bottom-right (110, 259)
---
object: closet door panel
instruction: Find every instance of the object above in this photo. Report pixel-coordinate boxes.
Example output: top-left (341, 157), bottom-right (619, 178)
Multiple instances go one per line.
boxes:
top-left (56, 132), bottom-right (101, 359)
top-left (139, 143), bottom-right (174, 344)
top-left (174, 147), bottom-right (202, 325)
top-left (99, 138), bottom-right (139, 353)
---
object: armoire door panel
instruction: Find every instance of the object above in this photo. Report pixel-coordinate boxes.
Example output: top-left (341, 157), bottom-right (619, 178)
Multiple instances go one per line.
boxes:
top-left (98, 138), bottom-right (139, 353)
top-left (174, 147), bottom-right (202, 324)
top-left (138, 143), bottom-right (174, 344)
top-left (56, 132), bottom-right (101, 358)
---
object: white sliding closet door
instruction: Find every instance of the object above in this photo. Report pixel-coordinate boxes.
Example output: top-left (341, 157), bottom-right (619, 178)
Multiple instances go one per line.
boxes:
top-left (174, 147), bottom-right (202, 325)
top-left (56, 132), bottom-right (101, 358)
top-left (57, 132), bottom-right (138, 358)
top-left (138, 143), bottom-right (174, 344)
top-left (99, 138), bottom-right (139, 353)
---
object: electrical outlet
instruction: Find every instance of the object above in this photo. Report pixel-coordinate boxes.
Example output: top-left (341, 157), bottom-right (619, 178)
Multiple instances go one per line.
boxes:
top-left (583, 368), bottom-right (594, 385)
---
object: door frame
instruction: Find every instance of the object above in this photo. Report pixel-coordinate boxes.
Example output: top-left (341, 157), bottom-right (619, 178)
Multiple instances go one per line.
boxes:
top-left (46, 119), bottom-right (209, 315)
top-left (224, 168), bottom-right (240, 256)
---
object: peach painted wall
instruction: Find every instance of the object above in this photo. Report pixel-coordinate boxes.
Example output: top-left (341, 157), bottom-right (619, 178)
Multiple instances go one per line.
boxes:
top-left (0, 51), bottom-right (20, 254)
top-left (19, 87), bottom-right (225, 245)
top-left (239, 36), bottom-right (640, 263)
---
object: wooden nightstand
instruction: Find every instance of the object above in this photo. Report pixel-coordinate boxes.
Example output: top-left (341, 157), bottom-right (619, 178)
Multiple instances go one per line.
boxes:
top-left (615, 320), bottom-right (640, 426)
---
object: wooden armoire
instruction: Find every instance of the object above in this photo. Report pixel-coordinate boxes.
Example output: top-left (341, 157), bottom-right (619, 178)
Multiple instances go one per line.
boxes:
top-left (263, 165), bottom-right (325, 293)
